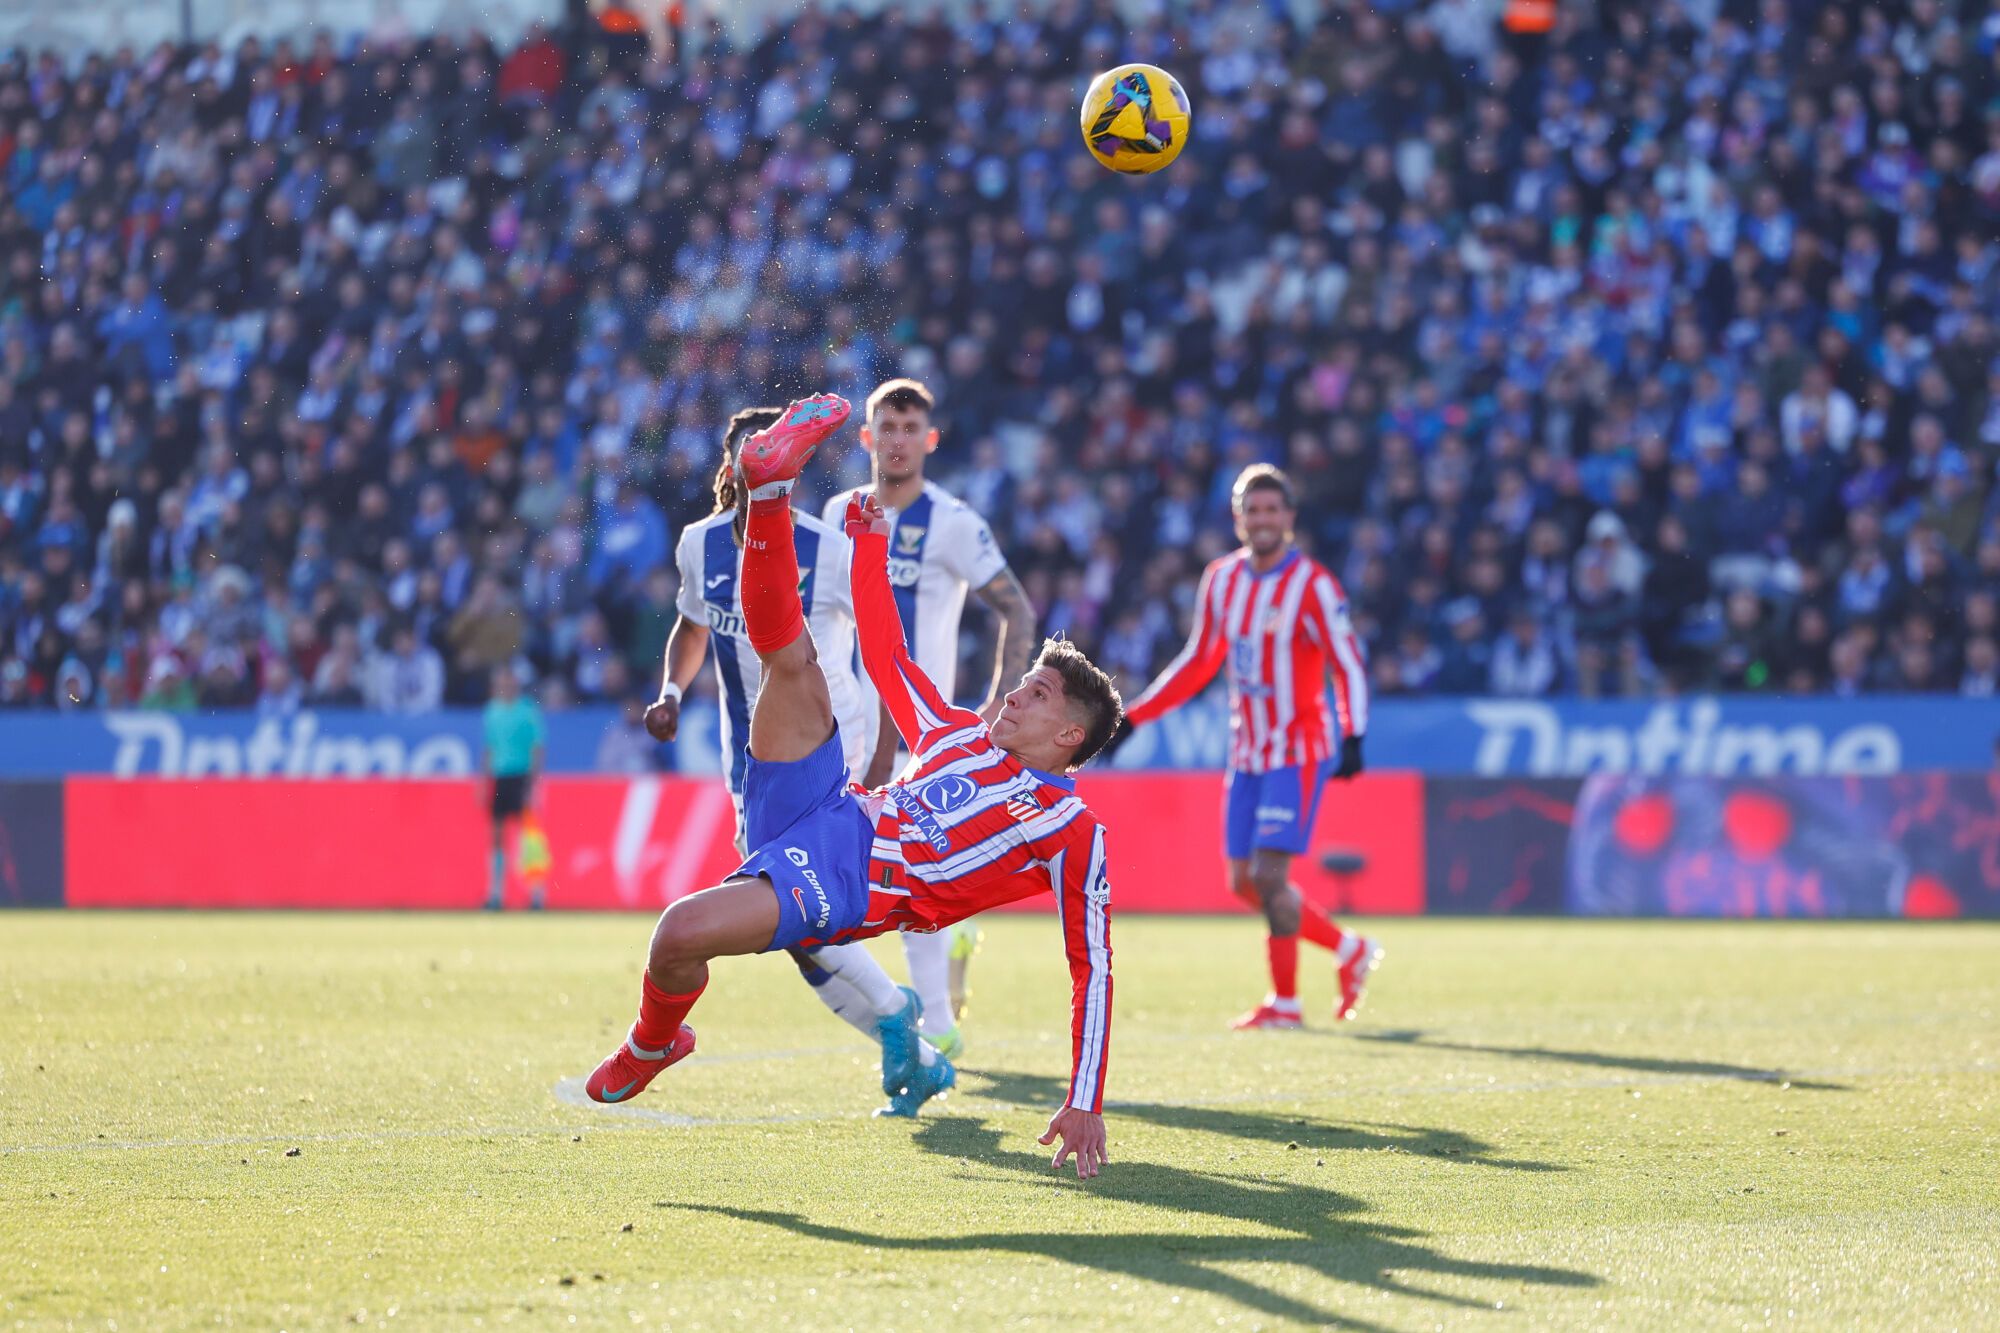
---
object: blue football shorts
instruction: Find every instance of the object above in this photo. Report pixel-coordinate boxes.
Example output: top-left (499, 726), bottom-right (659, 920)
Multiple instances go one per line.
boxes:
top-left (734, 731), bottom-right (874, 951)
top-left (1223, 760), bottom-right (1335, 861)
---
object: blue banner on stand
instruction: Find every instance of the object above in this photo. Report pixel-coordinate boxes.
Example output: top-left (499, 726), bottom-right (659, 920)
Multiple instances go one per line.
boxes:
top-left (1105, 694), bottom-right (1999, 776)
top-left (0, 695), bottom-right (1992, 778)
top-left (0, 704), bottom-right (721, 778)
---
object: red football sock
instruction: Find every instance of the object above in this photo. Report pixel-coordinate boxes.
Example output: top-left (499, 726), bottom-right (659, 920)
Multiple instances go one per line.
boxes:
top-left (1296, 892), bottom-right (1348, 953)
top-left (741, 497), bottom-right (805, 654)
top-left (631, 971), bottom-right (704, 1055)
top-left (1266, 934), bottom-right (1299, 1003)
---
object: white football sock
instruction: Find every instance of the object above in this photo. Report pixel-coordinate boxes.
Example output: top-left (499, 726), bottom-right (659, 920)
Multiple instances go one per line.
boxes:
top-left (798, 964), bottom-right (879, 1042)
top-left (793, 946), bottom-right (940, 1066)
top-left (810, 942), bottom-right (906, 1015)
top-left (901, 929), bottom-right (956, 1038)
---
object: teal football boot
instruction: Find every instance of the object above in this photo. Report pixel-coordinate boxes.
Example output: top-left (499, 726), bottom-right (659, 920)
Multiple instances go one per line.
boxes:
top-left (876, 1052), bottom-right (957, 1119)
top-left (875, 985), bottom-right (923, 1097)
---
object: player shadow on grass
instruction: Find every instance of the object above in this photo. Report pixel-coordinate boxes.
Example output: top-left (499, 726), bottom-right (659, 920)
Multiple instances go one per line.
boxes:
top-left (1348, 1029), bottom-right (1848, 1092)
top-left (668, 1116), bottom-right (1596, 1330)
top-left (961, 1068), bottom-right (1566, 1171)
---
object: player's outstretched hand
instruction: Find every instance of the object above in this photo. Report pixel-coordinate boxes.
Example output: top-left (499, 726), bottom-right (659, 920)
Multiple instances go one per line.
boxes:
top-left (644, 694), bottom-right (681, 742)
top-left (844, 493), bottom-right (891, 540)
top-left (1335, 734), bottom-right (1365, 780)
top-left (1040, 1106), bottom-right (1108, 1180)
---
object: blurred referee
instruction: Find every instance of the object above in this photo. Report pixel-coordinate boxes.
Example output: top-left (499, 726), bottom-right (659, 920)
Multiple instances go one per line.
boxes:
top-left (483, 666), bottom-right (547, 911)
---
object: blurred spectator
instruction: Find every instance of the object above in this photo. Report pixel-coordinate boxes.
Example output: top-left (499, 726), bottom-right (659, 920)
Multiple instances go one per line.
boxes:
top-left (141, 655), bottom-right (198, 712)
top-left (446, 576), bottom-right (523, 703)
top-left (1572, 562), bottom-right (1638, 699)
top-left (1714, 591), bottom-right (1777, 692)
top-left (589, 483), bottom-right (669, 602)
top-left (1489, 608), bottom-right (1559, 697)
top-left (365, 622), bottom-right (446, 714)
top-left (1963, 637), bottom-right (1998, 698)
top-left (1435, 600), bottom-right (1492, 694)
top-left (312, 626), bottom-right (368, 707)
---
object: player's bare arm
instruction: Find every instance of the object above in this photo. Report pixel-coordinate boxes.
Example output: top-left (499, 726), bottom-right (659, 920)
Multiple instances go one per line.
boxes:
top-left (645, 613), bottom-right (711, 742)
top-left (974, 567), bottom-right (1037, 724)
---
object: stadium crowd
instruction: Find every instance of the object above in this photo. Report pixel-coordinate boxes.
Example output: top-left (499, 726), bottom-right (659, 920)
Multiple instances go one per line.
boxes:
top-left (3, 0), bottom-right (2000, 718)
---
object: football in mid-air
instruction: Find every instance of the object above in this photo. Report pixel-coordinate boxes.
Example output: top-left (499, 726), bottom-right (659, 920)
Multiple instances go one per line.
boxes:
top-left (1080, 63), bottom-right (1191, 175)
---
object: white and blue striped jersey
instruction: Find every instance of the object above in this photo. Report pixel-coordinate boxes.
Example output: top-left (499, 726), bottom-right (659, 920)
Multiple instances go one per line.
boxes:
top-left (674, 510), bottom-right (876, 801)
top-left (821, 481), bottom-right (1008, 704)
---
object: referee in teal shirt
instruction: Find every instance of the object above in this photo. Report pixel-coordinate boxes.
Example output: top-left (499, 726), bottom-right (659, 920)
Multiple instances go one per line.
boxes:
top-left (482, 667), bottom-right (546, 910)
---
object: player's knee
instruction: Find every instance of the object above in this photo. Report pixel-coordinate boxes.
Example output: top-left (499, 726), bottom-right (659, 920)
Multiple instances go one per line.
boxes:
top-left (644, 915), bottom-right (679, 975)
top-left (1228, 865), bottom-right (1258, 905)
top-left (648, 898), bottom-right (715, 971)
top-left (1252, 866), bottom-right (1297, 926)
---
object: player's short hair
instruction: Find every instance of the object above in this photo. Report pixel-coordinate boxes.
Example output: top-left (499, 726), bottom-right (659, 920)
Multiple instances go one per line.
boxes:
top-left (1036, 636), bottom-right (1124, 768)
top-left (865, 378), bottom-right (935, 422)
top-left (1232, 463), bottom-right (1296, 511)
top-left (712, 406), bottom-right (785, 514)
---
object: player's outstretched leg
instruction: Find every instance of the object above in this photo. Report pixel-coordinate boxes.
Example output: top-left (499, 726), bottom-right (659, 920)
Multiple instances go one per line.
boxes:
top-left (737, 394), bottom-right (851, 760)
top-left (588, 399), bottom-right (873, 1108)
top-left (584, 876), bottom-right (782, 1103)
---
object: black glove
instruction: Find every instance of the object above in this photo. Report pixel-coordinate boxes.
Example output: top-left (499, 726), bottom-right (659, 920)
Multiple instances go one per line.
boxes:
top-left (1096, 717), bottom-right (1134, 763)
top-left (1334, 734), bottom-right (1365, 780)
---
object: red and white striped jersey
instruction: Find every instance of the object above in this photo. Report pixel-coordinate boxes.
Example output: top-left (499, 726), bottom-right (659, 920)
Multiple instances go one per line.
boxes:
top-left (844, 526), bottom-right (1113, 1114)
top-left (1125, 548), bottom-right (1369, 774)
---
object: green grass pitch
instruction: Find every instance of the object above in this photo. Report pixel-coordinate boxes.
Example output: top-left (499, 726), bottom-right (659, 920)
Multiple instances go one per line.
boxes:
top-left (4, 914), bottom-right (1996, 1330)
